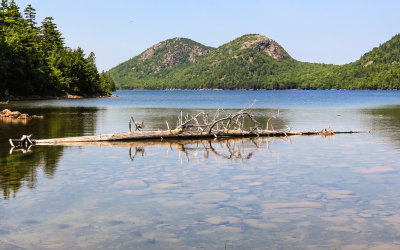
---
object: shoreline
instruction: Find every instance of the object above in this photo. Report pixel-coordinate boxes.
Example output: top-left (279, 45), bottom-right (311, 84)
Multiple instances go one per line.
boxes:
top-left (1, 89), bottom-right (398, 101)
top-left (0, 94), bottom-right (118, 102)
top-left (115, 88), bottom-right (398, 91)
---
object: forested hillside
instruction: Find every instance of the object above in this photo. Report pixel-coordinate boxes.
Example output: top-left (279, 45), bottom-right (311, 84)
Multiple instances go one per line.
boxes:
top-left (0, 0), bottom-right (116, 98)
top-left (165, 34), bottom-right (330, 90)
top-left (108, 34), bottom-right (400, 90)
top-left (297, 34), bottom-right (400, 89)
top-left (107, 38), bottom-right (214, 89)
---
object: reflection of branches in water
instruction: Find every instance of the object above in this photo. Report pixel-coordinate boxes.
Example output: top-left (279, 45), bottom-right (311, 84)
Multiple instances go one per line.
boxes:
top-left (123, 137), bottom-right (284, 163)
top-left (129, 146), bottom-right (145, 161)
top-left (53, 138), bottom-right (282, 164)
top-left (9, 144), bottom-right (33, 154)
top-left (206, 139), bottom-right (257, 160)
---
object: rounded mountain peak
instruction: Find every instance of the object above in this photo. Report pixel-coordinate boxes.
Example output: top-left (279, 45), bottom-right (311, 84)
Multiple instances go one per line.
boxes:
top-left (238, 34), bottom-right (289, 60)
top-left (139, 37), bottom-right (213, 64)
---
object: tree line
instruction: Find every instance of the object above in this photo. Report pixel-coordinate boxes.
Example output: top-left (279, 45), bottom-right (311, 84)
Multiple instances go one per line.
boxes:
top-left (0, 0), bottom-right (115, 98)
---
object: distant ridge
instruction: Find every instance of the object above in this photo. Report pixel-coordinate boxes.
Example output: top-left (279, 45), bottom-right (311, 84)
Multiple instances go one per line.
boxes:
top-left (107, 34), bottom-right (400, 90)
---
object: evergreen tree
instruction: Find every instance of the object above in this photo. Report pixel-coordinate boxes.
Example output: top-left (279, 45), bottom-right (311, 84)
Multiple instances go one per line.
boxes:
top-left (40, 17), bottom-right (64, 52)
top-left (23, 4), bottom-right (36, 28)
top-left (0, 1), bottom-right (115, 98)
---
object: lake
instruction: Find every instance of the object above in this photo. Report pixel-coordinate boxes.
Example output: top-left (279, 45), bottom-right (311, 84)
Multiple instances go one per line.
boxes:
top-left (1, 90), bottom-right (400, 249)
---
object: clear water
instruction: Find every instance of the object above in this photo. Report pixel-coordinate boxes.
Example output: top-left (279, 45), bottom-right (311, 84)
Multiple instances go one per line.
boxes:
top-left (0, 90), bottom-right (399, 249)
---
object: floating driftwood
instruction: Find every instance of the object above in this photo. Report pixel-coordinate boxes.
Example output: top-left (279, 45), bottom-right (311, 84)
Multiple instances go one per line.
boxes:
top-left (9, 102), bottom-right (359, 148)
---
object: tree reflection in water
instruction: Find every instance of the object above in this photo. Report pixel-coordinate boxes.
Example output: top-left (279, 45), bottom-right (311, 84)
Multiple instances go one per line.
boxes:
top-left (363, 105), bottom-right (400, 148)
top-left (0, 146), bottom-right (63, 199)
top-left (0, 107), bottom-right (99, 200)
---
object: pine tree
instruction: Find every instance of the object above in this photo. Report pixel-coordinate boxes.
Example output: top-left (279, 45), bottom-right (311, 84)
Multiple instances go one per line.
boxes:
top-left (40, 17), bottom-right (64, 53)
top-left (23, 4), bottom-right (36, 28)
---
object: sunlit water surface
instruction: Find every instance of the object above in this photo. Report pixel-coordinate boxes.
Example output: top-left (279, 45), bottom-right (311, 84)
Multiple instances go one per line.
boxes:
top-left (0, 90), bottom-right (399, 249)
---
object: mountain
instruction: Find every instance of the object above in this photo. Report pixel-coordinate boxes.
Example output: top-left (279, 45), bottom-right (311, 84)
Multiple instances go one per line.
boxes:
top-left (165, 34), bottom-right (330, 90)
top-left (108, 34), bottom-right (400, 90)
top-left (107, 38), bottom-right (214, 89)
top-left (169, 34), bottom-right (295, 89)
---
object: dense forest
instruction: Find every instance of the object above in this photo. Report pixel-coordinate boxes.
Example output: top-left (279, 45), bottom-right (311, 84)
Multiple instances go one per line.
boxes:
top-left (0, 0), bottom-right (116, 98)
top-left (108, 34), bottom-right (400, 90)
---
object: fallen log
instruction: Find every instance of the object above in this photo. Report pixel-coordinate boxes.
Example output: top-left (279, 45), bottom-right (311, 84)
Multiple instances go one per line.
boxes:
top-left (32, 129), bottom-right (359, 145)
top-left (9, 102), bottom-right (360, 147)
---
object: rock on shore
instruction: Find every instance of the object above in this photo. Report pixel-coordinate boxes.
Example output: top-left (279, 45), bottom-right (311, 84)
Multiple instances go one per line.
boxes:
top-left (0, 109), bottom-right (44, 119)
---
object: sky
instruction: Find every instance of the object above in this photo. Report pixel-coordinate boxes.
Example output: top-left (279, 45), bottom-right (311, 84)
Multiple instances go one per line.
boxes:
top-left (15, 0), bottom-right (400, 71)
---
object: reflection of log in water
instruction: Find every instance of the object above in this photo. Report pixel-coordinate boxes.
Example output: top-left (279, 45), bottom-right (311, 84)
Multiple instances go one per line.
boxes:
top-left (35, 137), bottom-right (285, 162)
